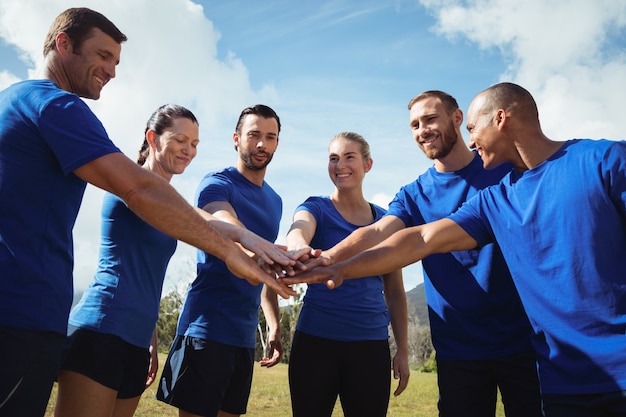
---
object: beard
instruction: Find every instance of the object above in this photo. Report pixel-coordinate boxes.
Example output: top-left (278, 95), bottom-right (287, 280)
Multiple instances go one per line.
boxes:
top-left (420, 120), bottom-right (458, 160)
top-left (240, 150), bottom-right (274, 171)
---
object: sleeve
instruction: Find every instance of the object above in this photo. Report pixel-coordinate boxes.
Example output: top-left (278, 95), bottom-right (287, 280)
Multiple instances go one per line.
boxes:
top-left (39, 95), bottom-right (120, 175)
top-left (385, 187), bottom-right (413, 227)
top-left (448, 191), bottom-right (496, 248)
top-left (196, 171), bottom-right (233, 208)
top-left (294, 196), bottom-right (323, 222)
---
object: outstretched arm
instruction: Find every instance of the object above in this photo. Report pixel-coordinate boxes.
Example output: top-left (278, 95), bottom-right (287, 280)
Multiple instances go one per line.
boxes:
top-left (75, 153), bottom-right (295, 299)
top-left (193, 207), bottom-right (295, 268)
top-left (383, 269), bottom-right (410, 396)
top-left (282, 218), bottom-right (476, 289)
top-left (323, 215), bottom-right (405, 263)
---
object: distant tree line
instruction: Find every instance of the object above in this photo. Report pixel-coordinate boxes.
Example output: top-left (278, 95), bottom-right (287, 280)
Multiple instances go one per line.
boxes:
top-left (156, 286), bottom-right (435, 371)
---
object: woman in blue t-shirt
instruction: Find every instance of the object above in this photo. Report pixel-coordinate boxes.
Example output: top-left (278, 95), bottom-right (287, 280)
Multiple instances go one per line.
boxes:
top-left (54, 104), bottom-right (200, 417)
top-left (286, 132), bottom-right (409, 417)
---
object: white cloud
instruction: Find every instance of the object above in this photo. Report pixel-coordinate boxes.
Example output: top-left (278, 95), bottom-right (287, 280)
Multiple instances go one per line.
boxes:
top-left (420, 0), bottom-right (626, 140)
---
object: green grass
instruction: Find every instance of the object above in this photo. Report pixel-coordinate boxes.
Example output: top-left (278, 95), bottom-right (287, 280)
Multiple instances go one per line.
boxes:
top-left (46, 354), bottom-right (505, 416)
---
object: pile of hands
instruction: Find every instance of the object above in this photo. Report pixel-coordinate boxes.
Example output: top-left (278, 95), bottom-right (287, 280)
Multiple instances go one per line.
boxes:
top-left (262, 246), bottom-right (341, 298)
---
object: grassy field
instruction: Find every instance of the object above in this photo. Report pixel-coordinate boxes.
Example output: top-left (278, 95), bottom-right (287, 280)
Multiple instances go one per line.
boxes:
top-left (46, 354), bottom-right (505, 416)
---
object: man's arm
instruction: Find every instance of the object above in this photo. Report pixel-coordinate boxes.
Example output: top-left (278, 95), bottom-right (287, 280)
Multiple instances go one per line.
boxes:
top-left (324, 215), bottom-right (405, 262)
top-left (259, 285), bottom-right (282, 368)
top-left (282, 218), bottom-right (477, 289)
top-left (74, 152), bottom-right (294, 299)
top-left (383, 269), bottom-right (410, 397)
top-left (192, 207), bottom-right (295, 268)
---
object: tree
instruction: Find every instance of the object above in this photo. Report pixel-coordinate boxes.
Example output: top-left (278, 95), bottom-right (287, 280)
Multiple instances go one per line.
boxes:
top-left (156, 289), bottom-right (184, 353)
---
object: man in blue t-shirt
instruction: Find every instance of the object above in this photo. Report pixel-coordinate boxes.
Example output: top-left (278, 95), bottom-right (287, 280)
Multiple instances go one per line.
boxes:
top-left (0, 9), bottom-right (293, 417)
top-left (289, 82), bottom-right (626, 417)
top-left (320, 90), bottom-right (541, 417)
top-left (157, 105), bottom-right (285, 417)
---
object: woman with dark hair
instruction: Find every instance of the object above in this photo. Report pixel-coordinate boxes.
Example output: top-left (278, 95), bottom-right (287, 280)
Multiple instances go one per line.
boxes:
top-left (54, 104), bottom-right (200, 417)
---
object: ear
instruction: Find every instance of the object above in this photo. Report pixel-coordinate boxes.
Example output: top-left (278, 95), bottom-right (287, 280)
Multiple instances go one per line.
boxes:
top-left (494, 109), bottom-right (507, 130)
top-left (55, 32), bottom-right (72, 56)
top-left (232, 132), bottom-right (240, 151)
top-left (452, 108), bottom-right (464, 128)
top-left (364, 157), bottom-right (374, 173)
top-left (146, 130), bottom-right (157, 148)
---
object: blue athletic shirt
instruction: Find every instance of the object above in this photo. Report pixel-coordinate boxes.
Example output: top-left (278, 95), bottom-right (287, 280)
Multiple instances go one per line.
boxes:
top-left (0, 80), bottom-right (120, 334)
top-left (296, 196), bottom-right (390, 341)
top-left (68, 193), bottom-right (177, 348)
top-left (177, 167), bottom-right (282, 348)
top-left (450, 139), bottom-right (626, 394)
top-left (387, 153), bottom-right (533, 360)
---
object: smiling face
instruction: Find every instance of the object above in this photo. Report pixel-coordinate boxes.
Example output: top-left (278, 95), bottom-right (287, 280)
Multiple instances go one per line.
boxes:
top-left (466, 94), bottom-right (504, 169)
top-left (148, 117), bottom-right (199, 180)
top-left (61, 27), bottom-right (121, 100)
top-left (409, 96), bottom-right (460, 161)
top-left (327, 137), bottom-right (372, 190)
top-left (234, 114), bottom-right (279, 172)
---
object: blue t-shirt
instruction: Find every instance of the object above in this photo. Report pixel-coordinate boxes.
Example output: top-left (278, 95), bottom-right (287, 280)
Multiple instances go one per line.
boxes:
top-left (296, 196), bottom-right (390, 341)
top-left (69, 193), bottom-right (177, 348)
top-left (177, 167), bottom-right (282, 348)
top-left (450, 139), bottom-right (626, 394)
top-left (0, 80), bottom-right (120, 334)
top-left (387, 153), bottom-right (533, 360)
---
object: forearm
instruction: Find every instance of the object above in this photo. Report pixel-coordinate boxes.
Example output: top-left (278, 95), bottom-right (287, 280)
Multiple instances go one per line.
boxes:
top-left (125, 181), bottom-right (237, 260)
top-left (339, 219), bottom-right (476, 279)
top-left (384, 272), bottom-right (409, 355)
top-left (260, 286), bottom-right (281, 337)
top-left (326, 218), bottom-right (400, 262)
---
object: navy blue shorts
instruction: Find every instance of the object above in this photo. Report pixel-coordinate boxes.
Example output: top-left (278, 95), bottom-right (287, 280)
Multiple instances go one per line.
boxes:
top-left (156, 335), bottom-right (255, 416)
top-left (0, 326), bottom-right (66, 417)
top-left (59, 327), bottom-right (150, 399)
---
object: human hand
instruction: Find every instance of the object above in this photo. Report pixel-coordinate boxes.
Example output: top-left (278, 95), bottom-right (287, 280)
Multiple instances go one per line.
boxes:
top-left (260, 338), bottom-right (283, 368)
top-left (145, 344), bottom-right (159, 388)
top-left (239, 230), bottom-right (296, 268)
top-left (263, 247), bottom-right (323, 278)
top-left (392, 351), bottom-right (410, 396)
top-left (224, 248), bottom-right (296, 299)
top-left (279, 261), bottom-right (343, 289)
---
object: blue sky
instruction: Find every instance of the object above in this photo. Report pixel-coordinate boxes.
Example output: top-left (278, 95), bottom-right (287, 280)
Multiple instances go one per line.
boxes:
top-left (1, 0), bottom-right (624, 296)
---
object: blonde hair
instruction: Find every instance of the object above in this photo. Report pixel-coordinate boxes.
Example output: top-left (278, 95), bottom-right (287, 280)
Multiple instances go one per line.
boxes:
top-left (329, 131), bottom-right (371, 161)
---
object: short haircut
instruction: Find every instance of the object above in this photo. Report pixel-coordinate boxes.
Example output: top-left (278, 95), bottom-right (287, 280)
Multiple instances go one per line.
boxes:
top-left (235, 104), bottom-right (281, 135)
top-left (43, 7), bottom-right (127, 56)
top-left (407, 90), bottom-right (459, 115)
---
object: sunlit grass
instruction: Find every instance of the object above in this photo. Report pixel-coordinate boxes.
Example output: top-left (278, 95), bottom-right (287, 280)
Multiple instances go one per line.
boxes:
top-left (46, 354), bottom-right (505, 416)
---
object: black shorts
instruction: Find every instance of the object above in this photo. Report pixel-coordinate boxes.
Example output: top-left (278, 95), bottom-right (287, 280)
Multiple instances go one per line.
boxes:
top-left (0, 326), bottom-right (66, 417)
top-left (59, 327), bottom-right (150, 399)
top-left (288, 330), bottom-right (391, 417)
top-left (156, 335), bottom-right (255, 416)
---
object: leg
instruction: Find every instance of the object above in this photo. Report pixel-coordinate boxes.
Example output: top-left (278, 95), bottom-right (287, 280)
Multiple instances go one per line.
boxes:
top-left (288, 331), bottom-right (340, 417)
top-left (437, 358), bottom-right (497, 417)
top-left (54, 370), bottom-right (118, 417)
top-left (494, 351), bottom-right (542, 417)
top-left (338, 339), bottom-right (391, 417)
top-left (111, 397), bottom-right (142, 417)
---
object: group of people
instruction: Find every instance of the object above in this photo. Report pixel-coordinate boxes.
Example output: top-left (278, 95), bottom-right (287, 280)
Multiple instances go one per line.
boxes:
top-left (0, 6), bottom-right (624, 417)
